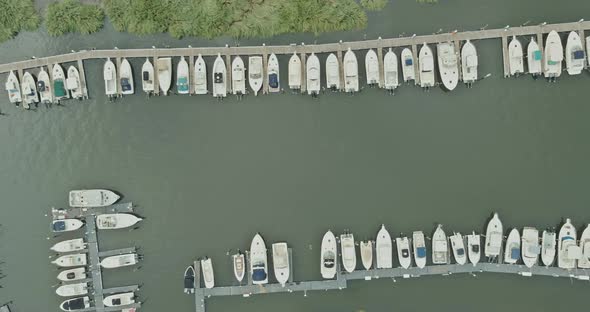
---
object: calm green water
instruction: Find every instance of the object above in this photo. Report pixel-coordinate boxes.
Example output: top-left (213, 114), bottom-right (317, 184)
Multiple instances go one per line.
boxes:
top-left (1, 0), bottom-right (590, 311)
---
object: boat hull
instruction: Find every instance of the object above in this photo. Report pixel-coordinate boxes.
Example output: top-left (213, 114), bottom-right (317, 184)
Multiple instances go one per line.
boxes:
top-left (340, 233), bottom-right (356, 273)
top-left (157, 57), bottom-right (172, 95)
top-left (320, 230), bottom-right (337, 279)
top-left (432, 225), bottom-right (448, 264)
top-left (306, 54), bottom-right (321, 96)
top-left (376, 225), bottom-right (393, 269)
top-left (485, 213), bottom-right (503, 259)
top-left (508, 37), bottom-right (524, 76)
top-left (326, 53), bottom-right (340, 90)
top-left (467, 232), bottom-right (481, 265)
top-left (100, 253), bottom-right (138, 269)
top-left (541, 230), bottom-right (556, 267)
top-left (272, 242), bottom-right (290, 285)
top-left (248, 56), bottom-right (263, 95)
top-left (201, 258), bottom-right (215, 289)
top-left (232, 56), bottom-right (246, 95)
top-left (288, 53), bottom-right (301, 90)
top-left (51, 238), bottom-right (86, 253)
top-left (141, 59), bottom-right (155, 93)
top-left (401, 48), bottom-right (415, 82)
top-left (267, 53), bottom-right (280, 92)
top-left (396, 237), bottom-right (412, 269)
top-left (194, 55), bottom-right (208, 95)
top-left (212, 55), bottom-right (227, 98)
top-left (461, 40), bottom-right (478, 84)
top-left (250, 233), bottom-right (268, 285)
top-left (383, 49), bottom-right (399, 90)
top-left (120, 58), bottom-right (134, 95)
top-left (69, 189), bottom-right (119, 208)
top-left (177, 57), bottom-right (190, 94)
top-left (96, 213), bottom-right (142, 230)
top-left (343, 49), bottom-right (359, 92)
top-left (504, 229), bottom-right (521, 264)
top-left (419, 44), bottom-right (435, 88)
top-left (565, 31), bottom-right (585, 75)
top-left (522, 227), bottom-right (540, 268)
top-left (365, 49), bottom-right (379, 86)
top-left (437, 42), bottom-right (459, 91)
top-left (412, 231), bottom-right (427, 269)
top-left (360, 241), bottom-right (373, 270)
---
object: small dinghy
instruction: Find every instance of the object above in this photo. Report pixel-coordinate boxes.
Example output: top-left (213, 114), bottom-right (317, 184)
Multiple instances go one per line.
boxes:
top-left (485, 213), bottom-right (503, 261)
top-left (383, 48), bottom-right (399, 93)
top-left (60, 296), bottom-right (90, 311)
top-left (56, 282), bottom-right (88, 297)
top-left (450, 232), bottom-right (467, 265)
top-left (412, 231), bottom-right (427, 269)
top-left (176, 56), bottom-right (190, 94)
top-left (69, 189), bottom-right (119, 208)
top-left (401, 48), bottom-right (415, 82)
top-left (201, 257), bottom-right (214, 289)
top-left (232, 251), bottom-right (245, 282)
top-left (212, 54), bottom-right (227, 98)
top-left (52, 219), bottom-right (84, 233)
top-left (5, 71), bottom-right (22, 104)
top-left (432, 224), bottom-right (448, 264)
top-left (194, 54), bottom-right (207, 95)
top-left (184, 265), bottom-right (195, 294)
top-left (527, 37), bottom-right (542, 78)
top-left (248, 56), bottom-right (263, 95)
top-left (52, 64), bottom-right (69, 101)
top-left (504, 228), bottom-right (521, 264)
top-left (66, 66), bottom-right (82, 99)
top-left (103, 292), bottom-right (135, 307)
top-left (396, 236), bottom-right (412, 269)
top-left (365, 49), bottom-right (379, 86)
top-left (508, 36), bottom-right (524, 77)
top-left (541, 229), bottom-right (556, 267)
top-left (360, 241), bottom-right (373, 270)
top-left (141, 58), bottom-right (154, 94)
top-left (467, 232), bottom-right (481, 265)
top-left (521, 227), bottom-right (540, 268)
top-left (375, 225), bottom-right (393, 269)
top-left (320, 230), bottom-right (337, 279)
top-left (306, 53), bottom-right (320, 97)
top-left (267, 53), bottom-right (280, 92)
top-left (104, 58), bottom-right (117, 97)
top-left (419, 43), bottom-right (435, 88)
top-left (157, 57), bottom-right (172, 95)
top-left (343, 48), bottom-right (359, 93)
top-left (22, 71), bottom-right (39, 109)
top-left (558, 218), bottom-right (581, 269)
top-left (565, 31), bottom-right (585, 75)
top-left (52, 254), bottom-right (87, 267)
top-left (51, 238), bottom-right (86, 253)
top-left (544, 30), bottom-right (563, 80)
top-left (96, 213), bottom-right (142, 230)
top-left (461, 40), bottom-right (478, 87)
top-left (120, 58), bottom-right (134, 95)
top-left (288, 52), bottom-right (301, 90)
top-left (340, 232), bottom-right (356, 273)
top-left (231, 56), bottom-right (246, 96)
top-left (57, 267), bottom-right (86, 282)
top-left (326, 53), bottom-right (340, 91)
top-left (37, 67), bottom-right (53, 104)
top-left (272, 242), bottom-right (290, 286)
top-left (250, 233), bottom-right (268, 285)
top-left (578, 224), bottom-right (590, 269)
top-left (437, 42), bottom-right (459, 91)
top-left (100, 253), bottom-right (139, 269)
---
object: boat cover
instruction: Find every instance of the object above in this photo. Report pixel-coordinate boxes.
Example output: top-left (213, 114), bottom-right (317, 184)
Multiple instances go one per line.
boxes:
top-left (510, 247), bottom-right (520, 260)
top-left (416, 247), bottom-right (427, 258)
top-left (405, 58), bottom-right (413, 66)
top-left (54, 81), bottom-right (66, 97)
top-left (533, 50), bottom-right (542, 61)
top-left (63, 297), bottom-right (85, 310)
top-left (457, 248), bottom-right (465, 256)
top-left (142, 71), bottom-right (149, 81)
top-left (214, 73), bottom-right (223, 83)
top-left (573, 50), bottom-right (585, 60)
top-left (252, 267), bottom-right (267, 281)
top-left (268, 74), bottom-right (278, 88)
top-left (53, 221), bottom-right (66, 232)
top-left (121, 78), bottom-right (131, 91)
top-left (177, 77), bottom-right (188, 91)
top-left (471, 245), bottom-right (480, 253)
top-left (401, 249), bottom-right (409, 258)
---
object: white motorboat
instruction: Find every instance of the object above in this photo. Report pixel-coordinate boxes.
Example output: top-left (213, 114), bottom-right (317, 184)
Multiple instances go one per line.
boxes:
top-left (267, 53), bottom-right (280, 92)
top-left (288, 53), bottom-right (301, 90)
top-left (5, 70), bottom-right (22, 104)
top-left (231, 56), bottom-right (246, 96)
top-left (96, 213), bottom-right (142, 230)
top-left (467, 232), bottom-right (481, 265)
top-left (485, 213), bottom-right (503, 260)
top-left (51, 238), bottom-right (86, 253)
top-left (375, 225), bottom-right (392, 269)
top-left (521, 227), bottom-right (540, 268)
top-left (141, 58), bottom-right (154, 94)
top-left (52, 254), bottom-right (87, 267)
top-left (578, 224), bottom-right (590, 269)
top-left (57, 267), bottom-right (86, 282)
top-left (320, 230), bottom-right (337, 279)
top-left (69, 189), bottom-right (120, 208)
top-left (272, 242), bottom-right (290, 286)
top-left (100, 253), bottom-right (138, 269)
top-left (396, 236), bottom-right (412, 269)
top-left (232, 252), bottom-right (245, 282)
top-left (212, 54), bottom-right (227, 98)
top-left (541, 229), bottom-right (556, 266)
top-left (248, 56), bottom-right (263, 95)
top-left (450, 232), bottom-right (467, 265)
top-left (184, 265), bottom-right (195, 294)
top-left (201, 257), bottom-right (214, 289)
top-left (120, 58), bottom-right (134, 95)
top-left (401, 48), bottom-right (415, 82)
top-left (383, 48), bottom-right (399, 93)
top-left (527, 37), bottom-right (542, 78)
top-left (461, 40), bottom-right (478, 86)
top-left (340, 232), bottom-right (356, 273)
top-left (360, 241), bottom-right (373, 270)
top-left (412, 231), bottom-right (427, 269)
top-left (365, 49), bottom-right (379, 86)
top-left (22, 71), bottom-right (38, 109)
top-left (508, 36), bottom-right (524, 76)
top-left (565, 31), bottom-right (585, 75)
top-left (157, 57), bottom-right (172, 95)
top-left (56, 282), bottom-right (88, 297)
top-left (52, 64), bottom-right (69, 100)
top-left (326, 53), bottom-right (340, 90)
top-left (194, 54), bottom-right (207, 95)
top-left (419, 43), bottom-right (435, 88)
top-left (60, 296), bottom-right (90, 311)
top-left (37, 67), bottom-right (53, 103)
top-left (52, 219), bottom-right (84, 233)
top-left (66, 66), bottom-right (83, 99)
top-left (103, 59), bottom-right (117, 97)
top-left (437, 42), bottom-right (459, 91)
top-left (250, 233), bottom-right (268, 284)
top-left (176, 56), bottom-right (190, 94)
top-left (306, 53), bottom-right (320, 96)
top-left (343, 48), bottom-right (359, 93)
top-left (558, 218), bottom-right (581, 269)
top-left (103, 292), bottom-right (135, 307)
top-left (432, 224), bottom-right (448, 264)
top-left (504, 228), bottom-right (521, 264)
top-left (544, 30), bottom-right (563, 79)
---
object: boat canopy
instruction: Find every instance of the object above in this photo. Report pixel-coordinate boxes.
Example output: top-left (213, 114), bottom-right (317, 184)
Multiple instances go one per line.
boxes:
top-left (457, 248), bottom-right (465, 256)
top-left (142, 71), bottom-right (150, 81)
top-left (214, 73), bottom-right (223, 83)
top-left (471, 245), bottom-right (480, 253)
top-left (404, 57), bottom-right (413, 66)
top-left (510, 247), bottom-right (520, 260)
top-left (252, 267), bottom-right (267, 281)
top-left (416, 247), bottom-right (427, 258)
top-left (53, 221), bottom-right (66, 231)
top-left (121, 78), bottom-right (131, 91)
top-left (573, 50), bottom-right (585, 60)
top-left (54, 81), bottom-right (66, 97)
top-left (533, 50), bottom-right (542, 61)
top-left (37, 80), bottom-right (46, 92)
top-left (268, 73), bottom-right (278, 88)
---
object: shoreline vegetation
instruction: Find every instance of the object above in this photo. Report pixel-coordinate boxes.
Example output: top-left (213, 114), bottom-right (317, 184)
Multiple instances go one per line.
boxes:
top-left (0, 0), bottom-right (40, 42)
top-left (46, 0), bottom-right (104, 36)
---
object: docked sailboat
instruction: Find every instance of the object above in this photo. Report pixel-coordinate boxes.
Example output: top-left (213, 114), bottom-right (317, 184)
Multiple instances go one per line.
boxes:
top-left (343, 48), bottom-right (359, 93)
top-left (521, 227), bottom-right (540, 268)
top-left (57, 267), bottom-right (86, 282)
top-left (419, 43), bottom-right (435, 88)
top-left (184, 265), bottom-right (195, 294)
top-left (201, 257), bottom-right (214, 289)
top-left (437, 42), bottom-right (459, 91)
top-left (467, 232), bottom-right (481, 265)
top-left (578, 224), bottom-right (590, 269)
top-left (56, 282), bottom-right (88, 297)
top-left (383, 48), bottom-right (399, 93)
top-left (401, 48), bottom-right (415, 82)
top-left (22, 71), bottom-right (39, 109)
top-left (51, 238), bottom-right (86, 253)
top-left (232, 251), bottom-right (245, 282)
top-left (412, 231), bottom-right (427, 269)
top-left (340, 232), bottom-right (356, 273)
top-left (272, 242), bottom-right (290, 286)
top-left (69, 189), bottom-right (120, 207)
top-left (141, 58), bottom-right (154, 94)
top-left (306, 53), bottom-right (320, 97)
top-left (66, 66), bottom-right (83, 99)
top-left (360, 241), bottom-right (373, 270)
top-left (100, 253), bottom-right (139, 269)
top-left (432, 224), bottom-right (448, 264)
top-left (52, 254), bottom-right (87, 267)
top-left (558, 218), bottom-right (581, 269)
top-left (250, 233), bottom-right (268, 285)
top-left (527, 38), bottom-right (542, 78)
top-left (396, 236), bottom-right (412, 269)
top-left (461, 40), bottom-right (478, 86)
top-left (37, 67), bottom-right (52, 104)
top-left (103, 292), bottom-right (135, 307)
top-left (450, 233), bottom-right (467, 265)
top-left (5, 70), bottom-right (21, 105)
top-left (320, 230), bottom-right (337, 278)
top-left (565, 31), bottom-right (585, 75)
top-left (52, 219), bottom-right (84, 233)
top-left (484, 213), bottom-right (503, 261)
top-left (508, 36), bottom-right (524, 76)
top-left (231, 56), bottom-right (246, 96)
top-left (212, 54), bottom-right (227, 98)
top-left (544, 30), bottom-right (563, 80)
top-left (267, 53), bottom-right (280, 92)
top-left (176, 56), bottom-right (190, 94)
top-left (157, 57), bottom-right (172, 95)
top-left (96, 213), bottom-right (142, 230)
top-left (248, 56), bottom-right (263, 95)
top-left (52, 64), bottom-right (69, 101)
top-left (120, 58), bottom-right (134, 95)
top-left (60, 296), bottom-right (90, 311)
top-left (504, 228), bottom-right (521, 264)
top-left (288, 53), bottom-right (301, 90)
top-left (365, 49), bottom-right (379, 86)
top-left (375, 225), bottom-right (392, 269)
top-left (103, 59), bottom-right (117, 97)
top-left (541, 229), bottom-right (556, 266)
top-left (194, 54), bottom-right (207, 95)
top-left (326, 53), bottom-right (340, 91)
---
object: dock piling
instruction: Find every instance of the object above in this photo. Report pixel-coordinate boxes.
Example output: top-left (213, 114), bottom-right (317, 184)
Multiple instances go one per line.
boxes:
top-left (262, 44), bottom-right (269, 94)
top-left (536, 32), bottom-right (545, 74)
top-left (411, 44), bottom-right (420, 86)
top-left (115, 57), bottom-right (122, 97)
top-left (376, 41), bottom-right (385, 88)
top-left (501, 35), bottom-right (510, 77)
top-left (337, 44), bottom-right (344, 91)
top-left (300, 51), bottom-right (306, 93)
top-left (225, 50), bottom-right (232, 94)
top-left (188, 53), bottom-right (195, 95)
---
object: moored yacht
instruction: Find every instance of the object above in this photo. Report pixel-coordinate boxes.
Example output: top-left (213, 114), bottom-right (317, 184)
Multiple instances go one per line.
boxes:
top-left (565, 31), bottom-right (585, 75)
top-left (461, 40), bottom-right (478, 86)
top-left (450, 232), bottom-right (467, 265)
top-left (340, 232), bottom-right (356, 273)
top-left (544, 30), bottom-right (563, 80)
top-left (103, 292), bottom-right (135, 307)
top-left (343, 48), bottom-right (359, 93)
top-left (527, 37), bottom-right (543, 78)
top-left (485, 213), bottom-right (503, 261)
top-left (21, 71), bottom-right (39, 109)
top-left (288, 53), bottom-right (301, 90)
top-left (120, 58), bottom-right (134, 95)
top-left (100, 253), bottom-right (139, 269)
top-left (437, 42), bottom-right (459, 91)
top-left (56, 282), bottom-right (88, 297)
top-left (212, 54), bottom-right (227, 98)
top-left (504, 228), bottom-right (521, 264)
top-left (184, 265), bottom-right (195, 294)
top-left (248, 56), bottom-right (263, 96)
top-left (52, 64), bottom-right (69, 101)
top-left (432, 224), bottom-right (448, 264)
top-left (194, 54), bottom-right (207, 95)
top-left (383, 48), bottom-right (399, 93)
top-left (232, 251), bottom-right (245, 282)
top-left (375, 225), bottom-right (392, 269)
top-left (52, 254), bottom-right (87, 267)
top-left (66, 66), bottom-right (83, 99)
top-left (365, 49), bottom-right (379, 86)
top-left (396, 236), bottom-right (412, 269)
top-left (578, 224), bottom-right (590, 269)
top-left (250, 233), bottom-right (268, 284)
top-left (69, 189), bottom-right (119, 208)
top-left (57, 267), bottom-right (86, 282)
top-left (326, 53), bottom-right (340, 91)
top-left (412, 231), bottom-right (427, 269)
top-left (60, 296), bottom-right (90, 311)
top-left (320, 230), bottom-right (337, 279)
top-left (419, 43), bottom-right (435, 89)
top-left (201, 257), bottom-right (214, 289)
top-left (267, 53), bottom-right (280, 92)
top-left (96, 213), bottom-right (142, 230)
top-left (558, 218), bottom-right (581, 269)
top-left (508, 36), bottom-right (524, 76)
top-left (521, 227), bottom-right (540, 268)
top-left (306, 53), bottom-right (320, 97)
top-left (5, 70), bottom-right (21, 105)
top-left (141, 58), bottom-right (154, 94)
top-left (157, 57), bottom-right (172, 95)
top-left (232, 56), bottom-right (246, 96)
top-left (51, 238), bottom-right (86, 253)
top-left (401, 48), bottom-right (415, 82)
top-left (37, 67), bottom-right (52, 104)
top-left (467, 232), bottom-right (481, 265)
top-left (103, 59), bottom-right (117, 97)
top-left (176, 56), bottom-right (189, 94)
top-left (541, 229), bottom-right (556, 266)
top-left (272, 242), bottom-right (290, 286)
top-left (360, 241), bottom-right (373, 270)
top-left (52, 219), bottom-right (84, 233)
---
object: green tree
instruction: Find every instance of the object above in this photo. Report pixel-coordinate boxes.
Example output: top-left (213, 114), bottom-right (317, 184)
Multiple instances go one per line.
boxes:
top-left (0, 0), bottom-right (40, 43)
top-left (46, 0), bottom-right (105, 36)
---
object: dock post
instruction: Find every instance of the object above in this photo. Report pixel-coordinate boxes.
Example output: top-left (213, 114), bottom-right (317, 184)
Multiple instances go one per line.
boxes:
top-left (153, 52), bottom-right (160, 96)
top-left (377, 38), bottom-right (385, 88)
top-left (337, 42), bottom-right (344, 91)
top-left (454, 40), bottom-right (462, 82)
top-left (115, 57), bottom-right (122, 97)
top-left (411, 44), bottom-right (420, 86)
top-left (501, 35), bottom-right (510, 78)
top-left (536, 32), bottom-right (545, 74)
top-left (225, 48), bottom-right (232, 94)
top-left (188, 51), bottom-right (195, 95)
top-left (300, 50), bottom-right (307, 93)
top-left (262, 44), bottom-right (269, 94)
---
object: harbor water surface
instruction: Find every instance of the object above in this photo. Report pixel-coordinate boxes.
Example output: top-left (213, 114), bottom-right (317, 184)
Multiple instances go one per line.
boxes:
top-left (1, 0), bottom-right (590, 311)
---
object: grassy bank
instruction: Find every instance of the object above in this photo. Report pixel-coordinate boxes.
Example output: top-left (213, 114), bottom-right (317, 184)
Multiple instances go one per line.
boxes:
top-left (0, 0), bottom-right (40, 42)
top-left (45, 0), bottom-right (105, 36)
